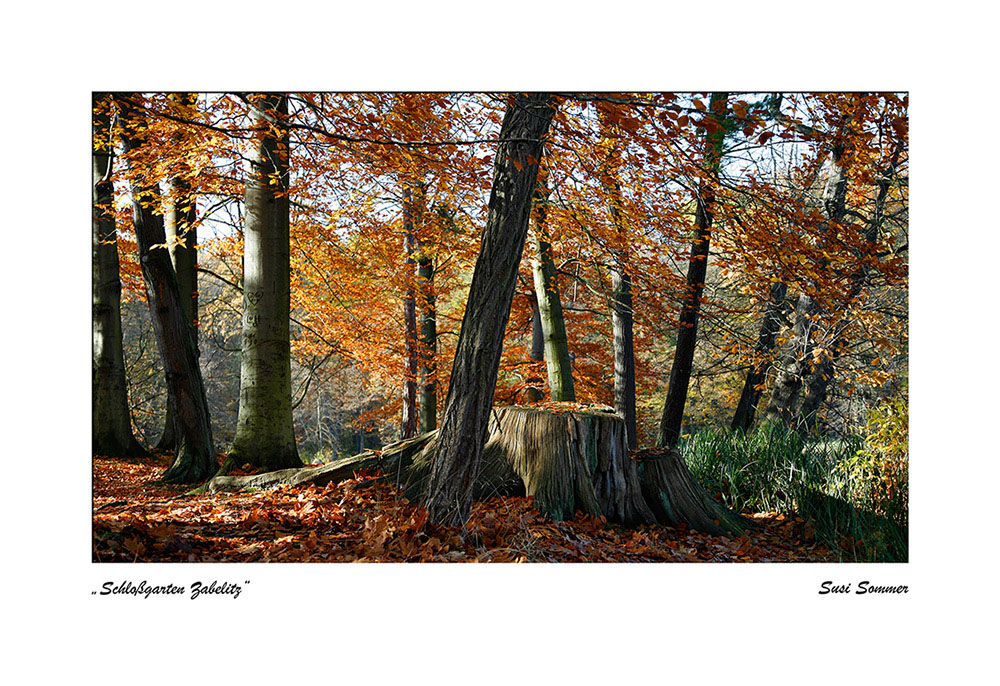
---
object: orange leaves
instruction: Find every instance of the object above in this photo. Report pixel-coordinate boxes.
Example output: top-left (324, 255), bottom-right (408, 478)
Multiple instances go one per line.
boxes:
top-left (93, 455), bottom-right (839, 563)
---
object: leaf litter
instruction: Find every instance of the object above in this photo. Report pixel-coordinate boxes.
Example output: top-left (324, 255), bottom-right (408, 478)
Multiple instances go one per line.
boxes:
top-left (93, 455), bottom-right (837, 563)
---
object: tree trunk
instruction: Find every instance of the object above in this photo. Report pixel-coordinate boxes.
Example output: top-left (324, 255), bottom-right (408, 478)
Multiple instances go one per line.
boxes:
top-left (731, 280), bottom-right (788, 432)
top-left (659, 92), bottom-right (728, 447)
top-left (156, 92), bottom-right (199, 452)
top-left (226, 93), bottom-right (301, 471)
top-left (597, 111), bottom-right (638, 450)
top-left (530, 169), bottom-right (575, 402)
top-left (401, 184), bottom-right (419, 439)
top-left (525, 295), bottom-right (545, 402)
top-left (205, 404), bottom-right (748, 535)
top-left (416, 227), bottom-right (437, 433)
top-left (423, 93), bottom-right (557, 527)
top-left (797, 137), bottom-right (904, 431)
top-left (117, 94), bottom-right (215, 483)
top-left (92, 92), bottom-right (146, 458)
top-left (763, 292), bottom-right (818, 426)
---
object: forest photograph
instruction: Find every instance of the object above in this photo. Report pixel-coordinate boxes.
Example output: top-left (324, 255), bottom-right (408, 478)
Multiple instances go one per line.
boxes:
top-left (92, 91), bottom-right (909, 564)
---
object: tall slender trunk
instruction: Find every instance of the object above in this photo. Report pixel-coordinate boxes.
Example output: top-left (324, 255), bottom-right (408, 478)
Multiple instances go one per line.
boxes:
top-left (423, 93), bottom-right (556, 526)
top-left (530, 169), bottom-right (575, 402)
top-left (401, 185), bottom-right (419, 439)
top-left (92, 92), bottom-right (145, 457)
top-left (605, 177), bottom-right (637, 450)
top-left (730, 280), bottom-right (789, 431)
top-left (117, 94), bottom-right (214, 483)
top-left (597, 110), bottom-right (638, 449)
top-left (227, 93), bottom-right (301, 471)
top-left (658, 92), bottom-right (728, 447)
top-left (156, 92), bottom-right (199, 452)
top-left (413, 187), bottom-right (437, 434)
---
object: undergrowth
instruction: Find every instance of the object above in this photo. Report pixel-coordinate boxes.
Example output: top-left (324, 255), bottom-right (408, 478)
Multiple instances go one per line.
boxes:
top-left (682, 405), bottom-right (908, 563)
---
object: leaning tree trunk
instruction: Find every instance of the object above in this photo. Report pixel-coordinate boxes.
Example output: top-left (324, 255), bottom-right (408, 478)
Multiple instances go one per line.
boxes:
top-left (226, 93), bottom-right (301, 471)
top-left (204, 404), bottom-right (748, 536)
top-left (530, 168), bottom-right (575, 402)
top-left (659, 92), bottom-right (728, 447)
top-left (156, 92), bottom-right (199, 452)
top-left (423, 93), bottom-right (557, 527)
top-left (117, 94), bottom-right (215, 483)
top-left (92, 92), bottom-right (146, 458)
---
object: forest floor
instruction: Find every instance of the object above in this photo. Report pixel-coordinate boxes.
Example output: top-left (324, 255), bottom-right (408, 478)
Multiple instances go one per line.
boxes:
top-left (93, 454), bottom-right (839, 563)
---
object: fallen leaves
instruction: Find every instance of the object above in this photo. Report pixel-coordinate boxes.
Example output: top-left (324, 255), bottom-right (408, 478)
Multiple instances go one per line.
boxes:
top-left (93, 455), bottom-right (838, 563)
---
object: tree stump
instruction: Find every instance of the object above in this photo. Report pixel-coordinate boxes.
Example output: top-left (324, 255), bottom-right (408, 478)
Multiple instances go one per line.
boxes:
top-left (199, 403), bottom-right (749, 535)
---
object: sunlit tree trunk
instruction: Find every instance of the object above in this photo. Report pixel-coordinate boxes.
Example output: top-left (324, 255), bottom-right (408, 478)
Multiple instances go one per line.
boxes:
top-left (731, 280), bottom-right (788, 432)
top-left (530, 168), bottom-right (575, 402)
top-left (92, 92), bottom-right (146, 457)
top-left (423, 93), bottom-right (556, 527)
top-left (658, 92), bottom-right (728, 447)
top-left (117, 94), bottom-right (215, 483)
top-left (156, 92), bottom-right (199, 452)
top-left (226, 93), bottom-right (301, 471)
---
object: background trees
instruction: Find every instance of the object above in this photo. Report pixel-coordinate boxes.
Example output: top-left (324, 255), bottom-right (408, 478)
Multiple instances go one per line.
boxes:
top-left (98, 91), bottom-right (908, 504)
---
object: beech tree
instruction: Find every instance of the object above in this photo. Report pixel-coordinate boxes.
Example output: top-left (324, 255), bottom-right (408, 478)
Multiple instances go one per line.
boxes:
top-left (658, 92), bottom-right (729, 447)
top-left (92, 92), bottom-right (146, 457)
top-left (156, 92), bottom-right (200, 452)
top-left (117, 94), bottom-right (215, 483)
top-left (530, 167), bottom-right (575, 402)
top-left (225, 93), bottom-right (301, 472)
top-left (423, 93), bottom-right (557, 526)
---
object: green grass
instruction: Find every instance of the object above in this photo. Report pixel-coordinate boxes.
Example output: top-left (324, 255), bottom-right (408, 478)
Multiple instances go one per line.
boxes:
top-left (681, 424), bottom-right (907, 562)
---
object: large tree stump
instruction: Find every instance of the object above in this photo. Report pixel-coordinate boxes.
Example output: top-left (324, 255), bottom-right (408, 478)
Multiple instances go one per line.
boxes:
top-left (198, 404), bottom-right (748, 535)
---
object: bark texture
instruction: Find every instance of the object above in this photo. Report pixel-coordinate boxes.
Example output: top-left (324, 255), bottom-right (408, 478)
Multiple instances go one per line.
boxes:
top-left (659, 92), bottom-right (728, 447)
top-left (156, 92), bottom-right (199, 452)
top-left (118, 95), bottom-right (215, 483)
top-left (530, 170), bottom-right (575, 402)
top-left (226, 94), bottom-right (301, 471)
top-left (401, 184), bottom-right (419, 439)
top-left (731, 280), bottom-right (789, 432)
top-left (416, 228), bottom-right (437, 434)
top-left (423, 93), bottom-right (556, 526)
top-left (92, 92), bottom-right (146, 457)
top-left (525, 295), bottom-right (545, 402)
top-left (207, 404), bottom-right (747, 535)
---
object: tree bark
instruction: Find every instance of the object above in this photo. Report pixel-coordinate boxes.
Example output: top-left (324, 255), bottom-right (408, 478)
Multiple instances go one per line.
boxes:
top-left (92, 92), bottom-right (146, 458)
top-left (797, 137), bottom-right (904, 431)
top-left (530, 168), bottom-right (575, 402)
top-left (423, 93), bottom-right (556, 527)
top-left (597, 111), bottom-right (638, 450)
top-left (156, 92), bottom-right (199, 452)
top-left (731, 280), bottom-right (788, 432)
top-left (416, 227), bottom-right (438, 434)
top-left (401, 184), bottom-right (419, 439)
top-left (659, 92), bottom-right (728, 447)
top-left (525, 294), bottom-right (545, 402)
top-left (205, 404), bottom-right (748, 535)
top-left (226, 93), bottom-right (301, 471)
top-left (117, 94), bottom-right (215, 483)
